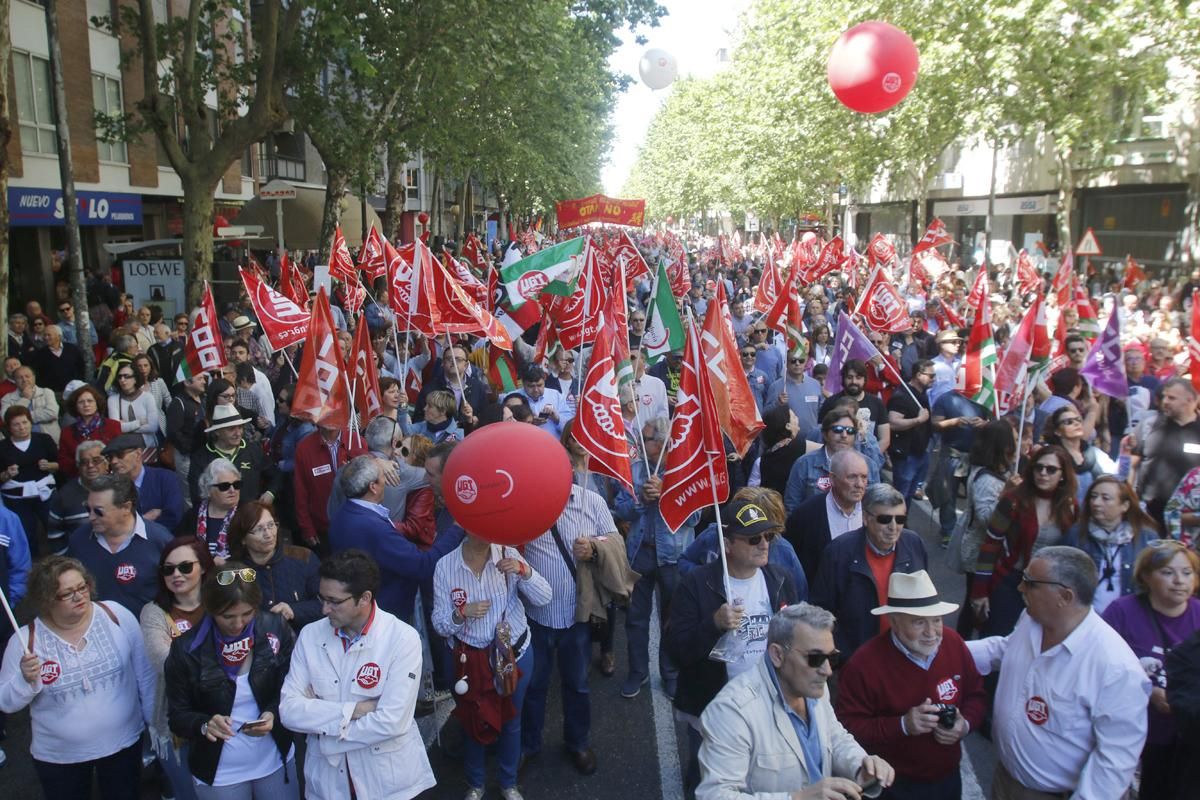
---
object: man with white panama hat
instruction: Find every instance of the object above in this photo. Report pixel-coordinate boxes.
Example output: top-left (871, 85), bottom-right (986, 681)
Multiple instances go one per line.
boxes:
top-left (186, 403), bottom-right (279, 506)
top-left (836, 570), bottom-right (986, 799)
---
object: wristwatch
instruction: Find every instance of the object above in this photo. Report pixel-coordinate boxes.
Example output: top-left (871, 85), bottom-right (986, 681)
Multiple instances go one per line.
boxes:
top-left (200, 722), bottom-right (209, 738)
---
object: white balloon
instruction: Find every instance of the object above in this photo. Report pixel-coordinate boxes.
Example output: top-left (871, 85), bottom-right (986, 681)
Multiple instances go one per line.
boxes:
top-left (639, 48), bottom-right (678, 91)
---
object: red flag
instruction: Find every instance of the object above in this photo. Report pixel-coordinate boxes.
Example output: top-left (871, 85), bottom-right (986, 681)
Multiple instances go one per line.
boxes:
top-left (290, 288), bottom-right (352, 429)
top-left (279, 251), bottom-right (310, 312)
top-left (703, 283), bottom-right (764, 456)
top-left (995, 294), bottom-right (1050, 397)
top-left (329, 226), bottom-right (357, 282)
top-left (544, 245), bottom-right (606, 351)
top-left (912, 218), bottom-right (954, 255)
top-left (800, 236), bottom-right (845, 285)
top-left (606, 231), bottom-right (650, 282)
top-left (967, 268), bottom-right (989, 310)
top-left (342, 273), bottom-right (367, 317)
top-left (425, 244), bottom-right (513, 350)
top-left (349, 318), bottom-right (382, 423)
top-left (660, 319), bottom-right (729, 533)
top-left (403, 364), bottom-right (423, 406)
top-left (1073, 277), bottom-right (1099, 339)
top-left (1124, 255), bottom-right (1147, 291)
top-left (462, 233), bottom-right (490, 275)
top-left (443, 250), bottom-right (490, 305)
top-left (1051, 250), bottom-right (1074, 307)
top-left (866, 233), bottom-right (898, 270)
top-left (358, 226), bottom-right (387, 280)
top-left (908, 254), bottom-right (930, 289)
top-left (1190, 290), bottom-right (1200, 394)
top-left (854, 266), bottom-right (910, 333)
top-left (958, 275), bottom-right (995, 405)
top-left (1015, 249), bottom-right (1041, 296)
top-left (754, 254), bottom-right (783, 314)
top-left (573, 321), bottom-right (634, 492)
top-left (386, 240), bottom-right (435, 336)
top-left (183, 282), bottom-right (227, 377)
top-left (238, 268), bottom-right (309, 352)
top-left (764, 282), bottom-right (807, 358)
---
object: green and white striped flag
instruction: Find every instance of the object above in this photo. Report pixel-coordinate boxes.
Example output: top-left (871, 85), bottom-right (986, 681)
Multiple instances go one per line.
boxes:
top-left (499, 237), bottom-right (587, 308)
top-left (642, 261), bottom-right (685, 365)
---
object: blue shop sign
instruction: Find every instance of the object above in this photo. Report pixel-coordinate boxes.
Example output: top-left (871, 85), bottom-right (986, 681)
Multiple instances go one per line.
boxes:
top-left (8, 187), bottom-right (143, 227)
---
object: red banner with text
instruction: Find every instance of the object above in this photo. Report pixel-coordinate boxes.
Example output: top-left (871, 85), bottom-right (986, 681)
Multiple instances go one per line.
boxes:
top-left (556, 194), bottom-right (646, 229)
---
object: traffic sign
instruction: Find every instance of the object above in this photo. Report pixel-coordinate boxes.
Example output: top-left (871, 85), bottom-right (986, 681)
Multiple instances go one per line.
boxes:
top-left (260, 179), bottom-right (297, 200)
top-left (1075, 227), bottom-right (1102, 256)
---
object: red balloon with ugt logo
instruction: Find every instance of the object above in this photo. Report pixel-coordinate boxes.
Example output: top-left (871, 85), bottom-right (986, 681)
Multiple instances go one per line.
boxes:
top-left (827, 21), bottom-right (919, 114)
top-left (441, 422), bottom-right (573, 547)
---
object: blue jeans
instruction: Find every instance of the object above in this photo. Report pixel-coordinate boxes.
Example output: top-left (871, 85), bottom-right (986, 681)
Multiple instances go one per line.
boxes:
top-left (521, 620), bottom-right (591, 755)
top-left (159, 743), bottom-right (199, 800)
top-left (625, 545), bottom-right (679, 687)
top-left (892, 451), bottom-right (930, 503)
top-left (464, 647), bottom-right (534, 790)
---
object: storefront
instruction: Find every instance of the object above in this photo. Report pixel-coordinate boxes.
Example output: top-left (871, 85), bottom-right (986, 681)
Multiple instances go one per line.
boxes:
top-left (930, 193), bottom-right (1058, 266)
top-left (1074, 183), bottom-right (1188, 282)
top-left (853, 201), bottom-right (914, 252)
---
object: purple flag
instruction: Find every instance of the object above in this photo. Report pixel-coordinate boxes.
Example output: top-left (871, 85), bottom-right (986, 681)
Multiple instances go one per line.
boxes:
top-left (1080, 311), bottom-right (1126, 399)
top-left (826, 312), bottom-right (877, 395)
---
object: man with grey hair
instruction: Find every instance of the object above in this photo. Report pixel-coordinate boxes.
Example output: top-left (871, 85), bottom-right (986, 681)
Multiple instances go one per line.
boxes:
top-left (967, 546), bottom-right (1150, 799)
top-left (811, 484), bottom-right (928, 659)
top-left (698, 602), bottom-right (895, 799)
top-left (147, 322), bottom-right (183, 387)
top-left (47, 440), bottom-right (109, 555)
top-left (785, 449), bottom-right (868, 582)
top-left (30, 323), bottom-right (85, 393)
top-left (328, 455), bottom-right (462, 623)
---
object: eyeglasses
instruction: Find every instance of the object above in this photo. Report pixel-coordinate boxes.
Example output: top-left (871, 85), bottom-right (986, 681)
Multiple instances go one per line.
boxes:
top-left (874, 514), bottom-right (907, 525)
top-left (216, 568), bottom-right (256, 586)
top-left (740, 351), bottom-right (756, 358)
top-left (250, 520), bottom-right (278, 536)
top-left (1148, 539), bottom-right (1189, 550)
top-left (117, 373), bottom-right (134, 380)
top-left (828, 425), bottom-right (856, 436)
top-left (1058, 417), bottom-right (1083, 425)
top-left (55, 584), bottom-right (90, 602)
top-left (1020, 572), bottom-right (1069, 590)
top-left (160, 561), bottom-right (198, 576)
top-left (788, 358), bottom-right (805, 364)
top-left (1033, 463), bottom-right (1062, 475)
top-left (85, 505), bottom-right (107, 517)
top-left (919, 371), bottom-right (936, 379)
top-left (739, 531), bottom-right (777, 546)
top-left (780, 644), bottom-right (841, 669)
top-left (752, 328), bottom-right (767, 334)
top-left (79, 456), bottom-right (107, 467)
top-left (213, 480), bottom-right (242, 492)
top-left (319, 593), bottom-right (354, 608)
top-left (218, 392), bottom-right (236, 401)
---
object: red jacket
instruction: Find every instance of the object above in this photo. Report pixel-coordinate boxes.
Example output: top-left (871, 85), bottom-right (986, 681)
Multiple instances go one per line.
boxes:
top-left (293, 431), bottom-right (366, 543)
top-left (58, 417), bottom-right (123, 477)
top-left (394, 486), bottom-right (436, 549)
top-left (835, 627), bottom-right (987, 783)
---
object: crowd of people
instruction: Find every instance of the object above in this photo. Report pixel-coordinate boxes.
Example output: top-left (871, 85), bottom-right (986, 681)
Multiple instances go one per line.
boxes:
top-left (0, 231), bottom-right (1197, 800)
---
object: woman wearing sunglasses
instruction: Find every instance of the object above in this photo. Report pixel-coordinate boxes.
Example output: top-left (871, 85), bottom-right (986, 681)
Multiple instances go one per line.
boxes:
top-left (227, 501), bottom-right (321, 632)
top-left (141, 537), bottom-right (215, 800)
top-left (0, 556), bottom-right (154, 800)
top-left (1101, 540), bottom-right (1200, 798)
top-left (971, 445), bottom-right (1078, 636)
top-left (1042, 404), bottom-right (1121, 504)
top-left (107, 363), bottom-right (159, 449)
top-left (1063, 476), bottom-right (1159, 613)
top-left (180, 458), bottom-right (242, 565)
top-left (164, 563), bottom-right (298, 799)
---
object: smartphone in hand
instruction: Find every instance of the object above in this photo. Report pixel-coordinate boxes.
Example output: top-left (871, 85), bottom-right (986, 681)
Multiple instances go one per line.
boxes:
top-left (237, 717), bottom-right (269, 733)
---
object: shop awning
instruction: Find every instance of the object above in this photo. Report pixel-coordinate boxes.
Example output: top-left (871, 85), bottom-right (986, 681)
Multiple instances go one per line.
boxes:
top-left (234, 185), bottom-right (383, 251)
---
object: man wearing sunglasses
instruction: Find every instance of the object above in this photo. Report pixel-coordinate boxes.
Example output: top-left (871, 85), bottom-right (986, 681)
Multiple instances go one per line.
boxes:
top-left (810, 484), bottom-right (929, 660)
top-left (101, 433), bottom-right (183, 531)
top-left (698, 603), bottom-right (895, 799)
top-left (837, 571), bottom-right (985, 799)
top-left (738, 346), bottom-right (770, 412)
top-left (749, 324), bottom-right (784, 383)
top-left (766, 347), bottom-right (823, 436)
top-left (967, 547), bottom-right (1150, 799)
top-left (667, 499), bottom-right (801, 797)
top-left (66, 473), bottom-right (174, 614)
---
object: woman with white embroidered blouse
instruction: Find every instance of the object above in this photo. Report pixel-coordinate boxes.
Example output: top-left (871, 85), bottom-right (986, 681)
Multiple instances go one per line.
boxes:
top-left (0, 556), bottom-right (154, 800)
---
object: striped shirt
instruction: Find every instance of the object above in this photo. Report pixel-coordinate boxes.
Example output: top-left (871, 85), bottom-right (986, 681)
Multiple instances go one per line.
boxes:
top-left (523, 484), bottom-right (617, 629)
top-left (431, 544), bottom-right (552, 653)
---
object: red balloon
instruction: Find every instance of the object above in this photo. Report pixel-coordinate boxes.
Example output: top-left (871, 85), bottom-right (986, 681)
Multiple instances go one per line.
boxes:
top-left (827, 21), bottom-right (919, 114)
top-left (417, 211), bottom-right (430, 225)
top-left (441, 422), bottom-right (573, 546)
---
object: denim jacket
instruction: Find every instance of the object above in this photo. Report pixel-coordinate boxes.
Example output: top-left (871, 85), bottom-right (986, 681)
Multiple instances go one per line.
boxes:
top-left (784, 444), bottom-right (882, 511)
top-left (613, 458), bottom-right (698, 566)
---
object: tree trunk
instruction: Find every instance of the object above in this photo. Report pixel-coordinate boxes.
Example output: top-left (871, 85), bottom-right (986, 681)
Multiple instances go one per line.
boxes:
top-left (0, 0), bottom-right (10, 361)
top-left (383, 140), bottom-right (407, 242)
top-left (318, 170), bottom-right (349, 265)
top-left (181, 182), bottom-right (217, 308)
top-left (455, 168), bottom-right (470, 242)
top-left (497, 191), bottom-right (508, 242)
top-left (1055, 150), bottom-right (1074, 249)
top-left (45, 0), bottom-right (93, 373)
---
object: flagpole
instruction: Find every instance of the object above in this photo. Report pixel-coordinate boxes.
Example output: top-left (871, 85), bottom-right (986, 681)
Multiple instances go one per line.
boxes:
top-left (1012, 368), bottom-right (1032, 477)
top-left (573, 243), bottom-right (592, 400)
top-left (0, 583), bottom-right (29, 654)
top-left (281, 349), bottom-right (299, 380)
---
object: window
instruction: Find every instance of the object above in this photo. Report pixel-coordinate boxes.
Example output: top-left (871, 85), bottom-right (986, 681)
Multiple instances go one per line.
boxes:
top-left (406, 167), bottom-right (420, 201)
top-left (86, 0), bottom-right (112, 27)
top-left (92, 74), bottom-right (127, 163)
top-left (12, 51), bottom-right (56, 155)
top-left (151, 0), bottom-right (168, 24)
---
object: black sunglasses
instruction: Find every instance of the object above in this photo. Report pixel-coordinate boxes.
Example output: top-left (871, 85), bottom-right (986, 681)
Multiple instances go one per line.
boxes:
top-left (740, 351), bottom-right (756, 358)
top-left (781, 644), bottom-right (841, 669)
top-left (214, 480), bottom-right (243, 492)
top-left (161, 561), bottom-right (198, 576)
top-left (1033, 464), bottom-right (1061, 475)
top-left (1020, 572), bottom-right (1069, 590)
top-left (874, 514), bottom-right (907, 525)
top-left (828, 425), bottom-right (856, 435)
top-left (741, 531), bottom-right (777, 546)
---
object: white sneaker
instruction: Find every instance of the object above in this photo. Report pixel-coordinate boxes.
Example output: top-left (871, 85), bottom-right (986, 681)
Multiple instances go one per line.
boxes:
top-left (500, 788), bottom-right (524, 800)
top-left (0, 745), bottom-right (7, 768)
top-left (464, 788), bottom-right (485, 800)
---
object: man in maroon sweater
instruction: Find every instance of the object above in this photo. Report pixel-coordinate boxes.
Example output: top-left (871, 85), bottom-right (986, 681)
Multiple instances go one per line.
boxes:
top-left (835, 570), bottom-right (986, 800)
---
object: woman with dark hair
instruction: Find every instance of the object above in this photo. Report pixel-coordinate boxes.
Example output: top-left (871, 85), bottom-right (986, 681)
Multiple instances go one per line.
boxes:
top-left (750, 405), bottom-right (805, 496)
top-left (478, 401), bottom-right (515, 427)
top-left (1042, 403), bottom-right (1119, 503)
top-left (133, 353), bottom-right (172, 419)
top-left (57, 384), bottom-right (123, 478)
top-left (141, 537), bottom-right (215, 800)
top-left (165, 563), bottom-right (297, 798)
top-left (808, 324), bottom-right (832, 367)
top-left (971, 444), bottom-right (1079, 635)
top-left (377, 376), bottom-right (411, 432)
top-left (0, 556), bottom-right (154, 800)
top-left (108, 362), bottom-right (159, 448)
top-left (951, 420), bottom-right (1016, 634)
top-left (0, 404), bottom-right (59, 555)
top-left (226, 501), bottom-right (321, 631)
top-left (1065, 475), bottom-right (1159, 612)
top-left (1104, 540), bottom-right (1200, 799)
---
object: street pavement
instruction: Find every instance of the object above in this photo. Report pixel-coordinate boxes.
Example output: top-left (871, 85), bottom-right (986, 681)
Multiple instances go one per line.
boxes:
top-left (0, 496), bottom-right (997, 799)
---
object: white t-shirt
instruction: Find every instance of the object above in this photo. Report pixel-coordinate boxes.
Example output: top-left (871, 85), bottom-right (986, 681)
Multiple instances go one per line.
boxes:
top-left (206, 672), bottom-right (285, 787)
top-left (725, 571), bottom-right (772, 679)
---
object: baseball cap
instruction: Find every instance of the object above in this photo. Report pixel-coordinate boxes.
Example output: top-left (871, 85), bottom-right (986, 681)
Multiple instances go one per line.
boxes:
top-left (721, 499), bottom-right (778, 539)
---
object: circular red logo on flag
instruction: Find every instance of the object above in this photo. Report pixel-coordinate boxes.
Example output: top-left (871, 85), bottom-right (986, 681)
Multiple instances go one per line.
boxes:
top-left (356, 662), bottom-right (382, 689)
top-left (1025, 695), bottom-right (1049, 725)
top-left (40, 661), bottom-right (61, 685)
top-left (517, 271), bottom-right (549, 301)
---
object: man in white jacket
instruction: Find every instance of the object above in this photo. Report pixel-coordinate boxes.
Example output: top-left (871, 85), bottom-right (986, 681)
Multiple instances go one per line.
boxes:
top-left (280, 549), bottom-right (434, 800)
top-left (697, 603), bottom-right (894, 800)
